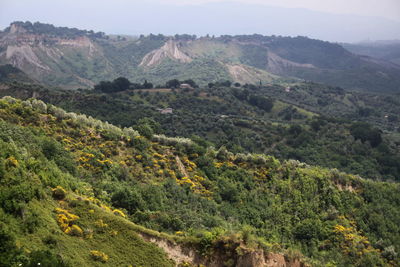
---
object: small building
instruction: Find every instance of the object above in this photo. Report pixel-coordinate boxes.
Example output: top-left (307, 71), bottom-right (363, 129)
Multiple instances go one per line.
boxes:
top-left (157, 108), bottom-right (173, 114)
top-left (180, 83), bottom-right (193, 90)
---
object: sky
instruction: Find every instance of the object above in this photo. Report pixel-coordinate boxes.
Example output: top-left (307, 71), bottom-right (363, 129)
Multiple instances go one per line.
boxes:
top-left (0, 0), bottom-right (399, 42)
top-left (159, 0), bottom-right (400, 21)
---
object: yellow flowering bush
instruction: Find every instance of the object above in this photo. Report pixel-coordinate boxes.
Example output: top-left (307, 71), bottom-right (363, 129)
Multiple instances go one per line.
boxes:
top-left (85, 196), bottom-right (101, 205)
top-left (109, 230), bottom-right (118, 237)
top-left (175, 174), bottom-right (211, 197)
top-left (94, 219), bottom-right (108, 230)
top-left (54, 208), bottom-right (82, 236)
top-left (214, 162), bottom-right (224, 168)
top-left (153, 152), bottom-right (164, 159)
top-left (6, 156), bottom-right (19, 167)
top-left (100, 204), bottom-right (112, 212)
top-left (65, 225), bottom-right (83, 237)
top-left (333, 217), bottom-right (379, 257)
top-left (184, 157), bottom-right (197, 169)
top-left (90, 250), bottom-right (109, 262)
top-left (167, 169), bottom-right (176, 178)
top-left (113, 209), bottom-right (126, 218)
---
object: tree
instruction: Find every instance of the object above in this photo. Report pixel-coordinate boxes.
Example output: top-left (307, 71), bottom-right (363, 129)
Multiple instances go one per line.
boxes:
top-left (130, 83), bottom-right (143, 89)
top-left (232, 89), bottom-right (249, 101)
top-left (350, 122), bottom-right (382, 147)
top-left (113, 77), bottom-right (131, 91)
top-left (248, 95), bottom-right (274, 112)
top-left (166, 79), bottom-right (180, 88)
top-left (94, 77), bottom-right (131, 93)
top-left (294, 219), bottom-right (325, 242)
top-left (111, 187), bottom-right (146, 212)
top-left (288, 125), bottom-right (303, 136)
top-left (142, 80), bottom-right (153, 89)
top-left (94, 81), bottom-right (113, 93)
top-left (218, 80), bottom-right (231, 87)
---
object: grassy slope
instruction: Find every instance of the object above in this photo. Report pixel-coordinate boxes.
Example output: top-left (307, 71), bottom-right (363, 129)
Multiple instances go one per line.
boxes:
top-left (15, 197), bottom-right (174, 267)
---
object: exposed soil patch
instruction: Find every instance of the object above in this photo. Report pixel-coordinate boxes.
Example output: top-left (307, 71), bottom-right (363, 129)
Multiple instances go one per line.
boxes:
top-left (140, 40), bottom-right (192, 67)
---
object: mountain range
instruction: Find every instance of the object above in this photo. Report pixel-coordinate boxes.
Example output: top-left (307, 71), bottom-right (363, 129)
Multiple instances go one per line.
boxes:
top-left (1, 21), bottom-right (400, 92)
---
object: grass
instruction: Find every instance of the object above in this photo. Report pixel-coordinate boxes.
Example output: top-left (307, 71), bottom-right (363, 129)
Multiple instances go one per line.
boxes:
top-left (269, 100), bottom-right (316, 119)
top-left (15, 193), bottom-right (175, 267)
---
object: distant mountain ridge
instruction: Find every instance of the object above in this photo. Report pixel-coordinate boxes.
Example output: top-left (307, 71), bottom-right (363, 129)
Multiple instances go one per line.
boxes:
top-left (342, 41), bottom-right (400, 66)
top-left (1, 21), bottom-right (400, 92)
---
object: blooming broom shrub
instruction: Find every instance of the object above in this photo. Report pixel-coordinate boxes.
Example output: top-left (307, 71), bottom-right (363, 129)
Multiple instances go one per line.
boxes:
top-left (54, 208), bottom-right (82, 236)
top-left (90, 250), bottom-right (109, 262)
top-left (65, 225), bottom-right (83, 237)
top-left (112, 209), bottom-right (126, 218)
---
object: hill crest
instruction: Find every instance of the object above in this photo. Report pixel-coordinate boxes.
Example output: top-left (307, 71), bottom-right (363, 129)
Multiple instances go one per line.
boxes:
top-left (1, 21), bottom-right (400, 92)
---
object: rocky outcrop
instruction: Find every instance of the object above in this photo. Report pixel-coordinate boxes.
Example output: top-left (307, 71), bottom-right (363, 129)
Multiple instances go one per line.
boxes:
top-left (226, 63), bottom-right (278, 84)
top-left (5, 45), bottom-right (50, 70)
top-left (138, 232), bottom-right (306, 267)
top-left (266, 51), bottom-right (315, 74)
top-left (140, 40), bottom-right (192, 67)
top-left (0, 27), bottom-right (102, 88)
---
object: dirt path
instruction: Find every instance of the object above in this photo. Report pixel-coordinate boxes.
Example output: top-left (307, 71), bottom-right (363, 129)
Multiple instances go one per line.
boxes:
top-left (175, 155), bottom-right (189, 177)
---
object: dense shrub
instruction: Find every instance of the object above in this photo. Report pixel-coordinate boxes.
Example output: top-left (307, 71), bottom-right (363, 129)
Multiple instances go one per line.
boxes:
top-left (52, 186), bottom-right (66, 200)
top-left (350, 122), bottom-right (382, 147)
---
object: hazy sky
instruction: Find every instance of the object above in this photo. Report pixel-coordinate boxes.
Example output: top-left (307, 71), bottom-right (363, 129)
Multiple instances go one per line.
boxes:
top-left (158, 0), bottom-right (400, 21)
top-left (1, 0), bottom-right (399, 42)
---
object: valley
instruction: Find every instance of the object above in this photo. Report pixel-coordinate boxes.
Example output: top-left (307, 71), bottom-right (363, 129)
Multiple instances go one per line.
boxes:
top-left (0, 20), bottom-right (400, 267)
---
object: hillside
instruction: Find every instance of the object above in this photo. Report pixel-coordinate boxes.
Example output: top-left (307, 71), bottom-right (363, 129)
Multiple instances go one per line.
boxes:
top-left (1, 96), bottom-right (400, 266)
top-left (0, 96), bottom-right (307, 267)
top-left (1, 22), bottom-right (400, 92)
top-left (0, 64), bottom-right (36, 84)
top-left (1, 81), bottom-right (399, 182)
top-left (342, 41), bottom-right (400, 65)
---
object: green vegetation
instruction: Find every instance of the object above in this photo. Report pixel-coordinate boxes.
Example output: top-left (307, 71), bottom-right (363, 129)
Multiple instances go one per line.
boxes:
top-left (0, 96), bottom-right (399, 266)
top-left (94, 77), bottom-right (153, 92)
top-left (0, 98), bottom-right (174, 266)
top-left (0, 64), bottom-right (34, 83)
top-left (5, 21), bottom-right (106, 39)
top-left (3, 81), bottom-right (399, 181)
